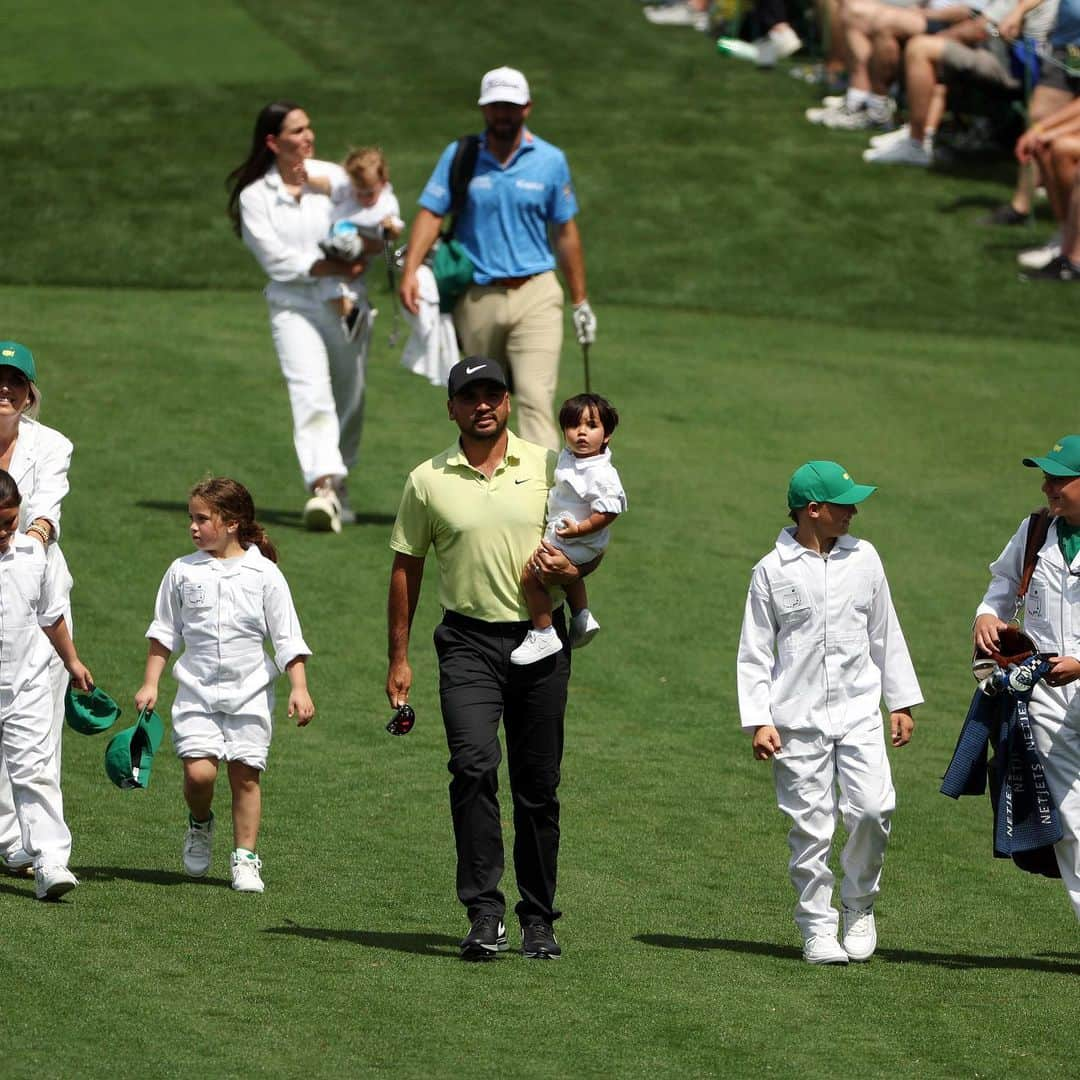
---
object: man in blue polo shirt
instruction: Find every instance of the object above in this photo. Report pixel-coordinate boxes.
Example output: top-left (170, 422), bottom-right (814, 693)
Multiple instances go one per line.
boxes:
top-left (399, 66), bottom-right (596, 451)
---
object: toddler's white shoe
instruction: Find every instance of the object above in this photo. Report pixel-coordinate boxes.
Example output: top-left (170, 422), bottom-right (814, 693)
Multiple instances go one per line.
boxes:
top-left (569, 609), bottom-right (601, 649)
top-left (841, 906), bottom-right (877, 961)
top-left (802, 933), bottom-right (849, 964)
top-left (35, 864), bottom-right (78, 900)
top-left (303, 483), bottom-right (343, 534)
top-left (510, 628), bottom-right (563, 666)
top-left (182, 815), bottom-right (214, 877)
top-left (231, 851), bottom-right (265, 893)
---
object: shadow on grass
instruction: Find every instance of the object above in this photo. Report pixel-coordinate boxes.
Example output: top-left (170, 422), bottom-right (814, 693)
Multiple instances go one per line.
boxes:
top-left (135, 499), bottom-right (396, 529)
top-left (263, 923), bottom-right (460, 958)
top-left (635, 935), bottom-right (1080, 974)
top-left (76, 865), bottom-right (232, 888)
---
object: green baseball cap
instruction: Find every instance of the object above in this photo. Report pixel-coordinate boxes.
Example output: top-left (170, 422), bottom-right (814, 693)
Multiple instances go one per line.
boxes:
top-left (788, 460), bottom-right (877, 509)
top-left (105, 708), bottom-right (164, 790)
top-left (1023, 435), bottom-right (1080, 477)
top-left (65, 685), bottom-right (122, 735)
top-left (0, 342), bottom-right (37, 383)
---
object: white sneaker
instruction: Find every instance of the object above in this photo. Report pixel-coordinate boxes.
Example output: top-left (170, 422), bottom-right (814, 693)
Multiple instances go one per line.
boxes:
top-left (2, 847), bottom-right (33, 874)
top-left (569, 609), bottom-right (601, 649)
top-left (182, 816), bottom-right (214, 877)
top-left (231, 851), bottom-right (265, 893)
top-left (303, 483), bottom-right (343, 534)
top-left (1017, 235), bottom-right (1063, 270)
top-left (821, 100), bottom-right (895, 131)
top-left (862, 137), bottom-right (931, 167)
top-left (510, 628), bottom-right (564, 666)
top-left (841, 906), bottom-right (877, 961)
top-left (716, 38), bottom-right (760, 62)
top-left (644, 1), bottom-right (709, 30)
top-left (806, 102), bottom-right (848, 125)
top-left (868, 122), bottom-right (910, 149)
top-left (764, 25), bottom-right (802, 64)
top-left (820, 94), bottom-right (846, 109)
top-left (35, 864), bottom-right (78, 901)
top-left (803, 933), bottom-right (849, 965)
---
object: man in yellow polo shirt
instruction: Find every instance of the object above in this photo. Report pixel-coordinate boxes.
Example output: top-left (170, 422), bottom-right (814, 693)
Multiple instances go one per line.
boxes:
top-left (386, 356), bottom-right (589, 962)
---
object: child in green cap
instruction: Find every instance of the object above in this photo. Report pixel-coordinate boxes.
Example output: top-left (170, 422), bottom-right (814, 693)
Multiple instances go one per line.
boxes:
top-left (737, 460), bottom-right (922, 964)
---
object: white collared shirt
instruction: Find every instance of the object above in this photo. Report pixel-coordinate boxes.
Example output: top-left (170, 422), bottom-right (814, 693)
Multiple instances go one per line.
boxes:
top-left (9, 416), bottom-right (72, 540)
top-left (977, 515), bottom-right (1080, 716)
top-left (737, 527), bottom-right (923, 733)
top-left (146, 545), bottom-right (310, 713)
top-left (546, 447), bottom-right (627, 553)
top-left (239, 160), bottom-right (349, 305)
top-left (0, 534), bottom-right (69, 694)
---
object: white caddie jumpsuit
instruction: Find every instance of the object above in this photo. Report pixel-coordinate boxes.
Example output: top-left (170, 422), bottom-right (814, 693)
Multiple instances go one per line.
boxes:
top-left (0, 417), bottom-right (74, 864)
top-left (240, 161), bottom-right (370, 489)
top-left (0, 534), bottom-right (74, 867)
top-left (145, 546), bottom-right (310, 771)
top-left (977, 516), bottom-right (1080, 920)
top-left (737, 527), bottom-right (923, 939)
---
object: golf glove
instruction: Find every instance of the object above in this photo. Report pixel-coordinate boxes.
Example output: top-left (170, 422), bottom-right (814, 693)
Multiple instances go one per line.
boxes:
top-left (572, 300), bottom-right (597, 345)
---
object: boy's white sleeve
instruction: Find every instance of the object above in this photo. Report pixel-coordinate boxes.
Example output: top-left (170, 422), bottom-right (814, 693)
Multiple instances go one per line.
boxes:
top-left (36, 546), bottom-right (72, 627)
top-left (145, 563), bottom-right (183, 652)
top-left (736, 567), bottom-right (778, 731)
top-left (867, 565), bottom-right (924, 711)
top-left (588, 464), bottom-right (627, 515)
top-left (975, 520), bottom-right (1026, 622)
top-left (262, 567), bottom-right (312, 673)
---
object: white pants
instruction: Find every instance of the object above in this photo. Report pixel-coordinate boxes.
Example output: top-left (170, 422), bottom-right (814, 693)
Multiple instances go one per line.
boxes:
top-left (0, 679), bottom-right (72, 867)
top-left (772, 715), bottom-right (896, 939)
top-left (0, 656), bottom-right (67, 863)
top-left (268, 299), bottom-right (369, 489)
top-left (1029, 697), bottom-right (1080, 921)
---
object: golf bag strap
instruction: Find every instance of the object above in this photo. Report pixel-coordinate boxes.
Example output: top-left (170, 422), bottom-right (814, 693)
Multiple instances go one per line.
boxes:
top-left (1017, 508), bottom-right (1052, 602)
top-left (443, 134), bottom-right (481, 242)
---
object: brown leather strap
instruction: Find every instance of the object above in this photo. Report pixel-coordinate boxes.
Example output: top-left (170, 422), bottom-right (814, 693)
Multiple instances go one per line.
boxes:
top-left (490, 275), bottom-right (536, 289)
top-left (1017, 507), bottom-right (1052, 601)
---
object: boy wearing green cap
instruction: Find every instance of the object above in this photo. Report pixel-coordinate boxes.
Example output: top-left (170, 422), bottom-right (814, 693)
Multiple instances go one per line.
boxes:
top-left (973, 436), bottom-right (1080, 921)
top-left (737, 460), bottom-right (922, 964)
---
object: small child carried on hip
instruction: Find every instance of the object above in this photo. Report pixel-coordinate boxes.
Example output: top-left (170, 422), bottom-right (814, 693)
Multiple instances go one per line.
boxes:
top-left (308, 146), bottom-right (406, 342)
top-left (510, 393), bottom-right (627, 667)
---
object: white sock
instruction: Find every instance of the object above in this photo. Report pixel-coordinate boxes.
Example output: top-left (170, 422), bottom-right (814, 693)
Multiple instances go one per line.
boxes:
top-left (235, 848), bottom-right (257, 860)
top-left (846, 88), bottom-right (870, 109)
top-left (533, 626), bottom-right (557, 638)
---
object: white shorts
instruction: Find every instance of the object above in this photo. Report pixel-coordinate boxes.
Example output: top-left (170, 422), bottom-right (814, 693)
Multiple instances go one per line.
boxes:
top-left (543, 518), bottom-right (608, 566)
top-left (172, 692), bottom-right (274, 771)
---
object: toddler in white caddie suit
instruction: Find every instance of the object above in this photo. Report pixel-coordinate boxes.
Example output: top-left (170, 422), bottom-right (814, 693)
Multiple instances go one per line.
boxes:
top-left (737, 461), bottom-right (922, 964)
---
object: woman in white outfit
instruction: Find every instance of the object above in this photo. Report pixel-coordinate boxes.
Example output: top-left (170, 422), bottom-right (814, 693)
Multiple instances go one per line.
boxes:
top-left (226, 100), bottom-right (371, 533)
top-left (0, 341), bottom-right (74, 873)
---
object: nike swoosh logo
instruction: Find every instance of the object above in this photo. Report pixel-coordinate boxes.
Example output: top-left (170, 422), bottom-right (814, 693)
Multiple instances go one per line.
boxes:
top-left (465, 365), bottom-right (485, 374)
top-left (515, 479), bottom-right (528, 485)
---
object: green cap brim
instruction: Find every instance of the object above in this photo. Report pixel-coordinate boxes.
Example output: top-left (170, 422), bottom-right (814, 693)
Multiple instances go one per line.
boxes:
top-left (1023, 456), bottom-right (1080, 477)
top-left (105, 708), bottom-right (164, 789)
top-left (826, 483), bottom-right (877, 505)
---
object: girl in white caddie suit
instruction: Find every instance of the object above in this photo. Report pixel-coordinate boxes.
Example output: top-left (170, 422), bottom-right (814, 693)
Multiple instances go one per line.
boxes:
top-left (135, 478), bottom-right (314, 894)
top-left (0, 342), bottom-right (75, 877)
top-left (737, 461), bottom-right (922, 965)
top-left (227, 100), bottom-right (370, 534)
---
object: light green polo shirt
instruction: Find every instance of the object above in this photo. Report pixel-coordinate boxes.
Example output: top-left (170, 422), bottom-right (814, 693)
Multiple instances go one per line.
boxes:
top-left (390, 430), bottom-right (558, 623)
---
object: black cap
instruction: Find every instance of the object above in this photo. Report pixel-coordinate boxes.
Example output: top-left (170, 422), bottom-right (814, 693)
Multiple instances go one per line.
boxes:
top-left (447, 356), bottom-right (508, 398)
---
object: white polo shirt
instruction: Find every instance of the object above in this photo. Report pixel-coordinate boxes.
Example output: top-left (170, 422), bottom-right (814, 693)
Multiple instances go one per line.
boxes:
top-left (146, 545), bottom-right (310, 714)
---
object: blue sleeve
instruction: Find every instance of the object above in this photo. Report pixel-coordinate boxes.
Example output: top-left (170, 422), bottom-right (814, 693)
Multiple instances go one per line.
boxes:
top-left (548, 151), bottom-right (578, 225)
top-left (418, 141), bottom-right (460, 215)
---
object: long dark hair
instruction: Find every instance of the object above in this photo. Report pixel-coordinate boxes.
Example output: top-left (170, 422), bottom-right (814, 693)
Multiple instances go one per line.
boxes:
top-left (0, 469), bottom-right (22, 510)
top-left (190, 477), bottom-right (278, 563)
top-left (226, 100), bottom-right (302, 238)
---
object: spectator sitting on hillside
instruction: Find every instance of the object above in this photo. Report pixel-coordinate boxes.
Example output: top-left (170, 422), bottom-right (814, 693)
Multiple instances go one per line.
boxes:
top-left (1017, 94), bottom-right (1080, 279)
top-left (807, 0), bottom-right (982, 130)
top-left (1008, 0), bottom-right (1080, 270)
top-left (862, 0), bottom-right (1058, 166)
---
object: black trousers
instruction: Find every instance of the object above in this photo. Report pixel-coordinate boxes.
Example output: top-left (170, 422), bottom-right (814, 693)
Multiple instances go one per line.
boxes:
top-left (434, 609), bottom-right (570, 923)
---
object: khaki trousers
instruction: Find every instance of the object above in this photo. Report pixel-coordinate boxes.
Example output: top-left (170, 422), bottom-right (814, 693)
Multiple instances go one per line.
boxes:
top-left (454, 271), bottom-right (563, 451)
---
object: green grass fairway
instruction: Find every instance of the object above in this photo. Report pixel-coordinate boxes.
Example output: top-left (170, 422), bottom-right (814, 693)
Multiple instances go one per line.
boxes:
top-left (1, 3), bottom-right (1077, 1079)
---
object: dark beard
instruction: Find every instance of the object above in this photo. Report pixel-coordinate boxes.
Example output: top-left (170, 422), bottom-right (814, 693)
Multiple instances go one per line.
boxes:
top-left (486, 117), bottom-right (523, 144)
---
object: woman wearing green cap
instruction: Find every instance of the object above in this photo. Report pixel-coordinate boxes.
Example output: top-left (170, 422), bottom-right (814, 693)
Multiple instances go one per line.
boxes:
top-left (0, 341), bottom-right (76, 874)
